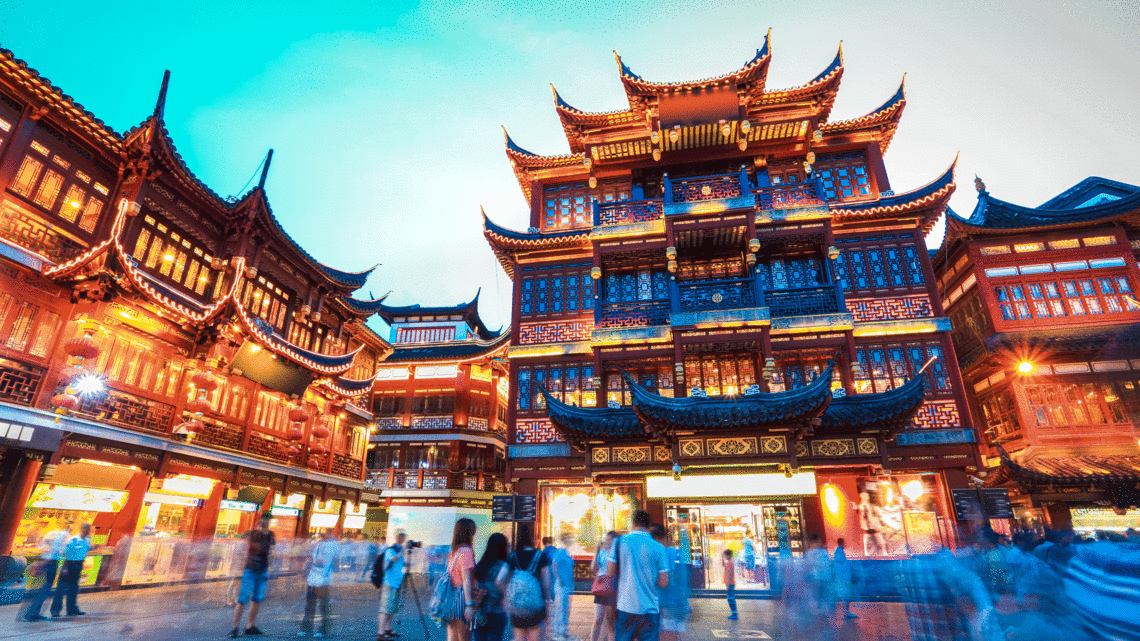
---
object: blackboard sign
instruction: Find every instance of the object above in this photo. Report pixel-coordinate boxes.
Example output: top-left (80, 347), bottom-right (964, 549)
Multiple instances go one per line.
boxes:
top-left (492, 495), bottom-right (515, 522)
top-left (979, 488), bottom-right (1013, 519)
top-left (951, 489), bottom-right (984, 520)
top-left (514, 495), bottom-right (538, 522)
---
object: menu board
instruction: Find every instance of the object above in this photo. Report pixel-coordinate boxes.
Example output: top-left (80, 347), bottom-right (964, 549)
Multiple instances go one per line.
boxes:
top-left (491, 495), bottom-right (515, 522)
top-left (951, 489), bottom-right (984, 520)
top-left (490, 495), bottom-right (538, 522)
top-left (514, 495), bottom-right (538, 522)
top-left (979, 489), bottom-right (1013, 519)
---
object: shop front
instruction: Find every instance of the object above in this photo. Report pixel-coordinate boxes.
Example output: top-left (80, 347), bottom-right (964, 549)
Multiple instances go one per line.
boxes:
top-left (121, 473), bottom-right (219, 586)
top-left (270, 493), bottom-right (308, 539)
top-left (308, 499), bottom-right (342, 535)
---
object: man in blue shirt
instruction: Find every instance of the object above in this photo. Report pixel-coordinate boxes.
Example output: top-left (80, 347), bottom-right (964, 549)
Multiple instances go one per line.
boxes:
top-left (376, 531), bottom-right (409, 639)
top-left (542, 534), bottom-right (576, 641)
top-left (52, 523), bottom-right (93, 617)
top-left (608, 511), bottom-right (669, 641)
top-left (22, 521), bottom-right (70, 621)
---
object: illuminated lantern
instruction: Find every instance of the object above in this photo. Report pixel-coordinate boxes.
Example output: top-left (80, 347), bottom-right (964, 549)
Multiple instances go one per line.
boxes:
top-left (59, 365), bottom-right (83, 382)
top-left (310, 442), bottom-right (328, 455)
top-left (187, 398), bottom-right (212, 415)
top-left (308, 456), bottom-right (321, 468)
top-left (284, 445), bottom-right (300, 458)
top-left (652, 149), bottom-right (661, 162)
top-left (190, 370), bottom-right (218, 392)
top-left (181, 419), bottom-right (203, 435)
top-left (287, 427), bottom-right (304, 441)
top-left (288, 406), bottom-right (311, 423)
top-left (51, 393), bottom-right (79, 411)
top-left (64, 333), bottom-right (100, 360)
top-left (588, 176), bottom-right (597, 189)
top-left (311, 425), bottom-right (331, 439)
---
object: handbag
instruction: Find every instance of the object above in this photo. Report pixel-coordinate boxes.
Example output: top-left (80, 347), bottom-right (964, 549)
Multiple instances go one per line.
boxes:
top-left (429, 549), bottom-right (467, 621)
top-left (590, 538), bottom-right (619, 599)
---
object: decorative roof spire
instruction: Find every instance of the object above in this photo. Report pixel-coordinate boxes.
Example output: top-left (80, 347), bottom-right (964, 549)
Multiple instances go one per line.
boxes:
top-left (975, 175), bottom-right (986, 193)
top-left (258, 149), bottom-right (274, 190)
top-left (154, 69), bottom-right (171, 119)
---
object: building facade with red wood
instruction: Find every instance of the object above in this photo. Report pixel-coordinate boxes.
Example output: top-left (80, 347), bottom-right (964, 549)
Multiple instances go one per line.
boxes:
top-left (0, 49), bottom-right (390, 587)
top-left (485, 35), bottom-right (979, 589)
top-left (937, 176), bottom-right (1140, 535)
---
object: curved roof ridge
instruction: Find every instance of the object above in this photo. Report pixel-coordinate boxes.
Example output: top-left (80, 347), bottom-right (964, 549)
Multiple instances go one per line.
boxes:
top-left (954, 180), bottom-right (1140, 232)
top-left (765, 43), bottom-right (844, 96)
top-left (539, 384), bottom-right (645, 448)
top-left (822, 75), bottom-right (905, 129)
top-left (830, 155), bottom-right (955, 231)
top-left (503, 126), bottom-right (585, 164)
top-left (483, 210), bottom-right (590, 242)
top-left (616, 30), bottom-right (771, 93)
top-left (820, 373), bottom-right (926, 429)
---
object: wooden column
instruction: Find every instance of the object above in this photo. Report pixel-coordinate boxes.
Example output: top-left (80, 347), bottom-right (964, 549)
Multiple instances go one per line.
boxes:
top-left (194, 480), bottom-right (226, 539)
top-left (108, 471), bottom-right (152, 546)
top-left (865, 142), bottom-right (891, 194)
top-left (0, 452), bottom-right (42, 555)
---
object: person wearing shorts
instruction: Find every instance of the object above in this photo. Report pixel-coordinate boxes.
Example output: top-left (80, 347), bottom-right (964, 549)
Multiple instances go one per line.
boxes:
top-left (376, 531), bottom-right (408, 640)
top-left (232, 512), bottom-right (276, 638)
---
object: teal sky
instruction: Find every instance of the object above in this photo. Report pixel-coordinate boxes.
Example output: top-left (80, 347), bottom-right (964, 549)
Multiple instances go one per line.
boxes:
top-left (2, 0), bottom-right (1138, 332)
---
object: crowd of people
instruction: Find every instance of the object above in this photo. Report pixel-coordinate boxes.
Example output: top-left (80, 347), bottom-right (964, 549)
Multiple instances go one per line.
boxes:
top-left (12, 512), bottom-right (1140, 641)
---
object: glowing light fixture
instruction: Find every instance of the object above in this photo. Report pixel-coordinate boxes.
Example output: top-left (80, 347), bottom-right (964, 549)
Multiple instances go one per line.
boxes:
top-left (70, 200), bottom-right (81, 208)
top-left (163, 254), bottom-right (174, 262)
top-left (249, 344), bottom-right (261, 353)
top-left (1017, 361), bottom-right (1034, 374)
top-left (73, 374), bottom-right (105, 396)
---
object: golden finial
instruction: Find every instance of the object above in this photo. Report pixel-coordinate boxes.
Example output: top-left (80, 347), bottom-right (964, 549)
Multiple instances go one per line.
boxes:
top-left (975, 176), bottom-right (986, 193)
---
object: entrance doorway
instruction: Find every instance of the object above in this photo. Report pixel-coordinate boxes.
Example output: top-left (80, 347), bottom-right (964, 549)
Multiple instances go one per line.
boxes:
top-left (666, 501), bottom-right (804, 590)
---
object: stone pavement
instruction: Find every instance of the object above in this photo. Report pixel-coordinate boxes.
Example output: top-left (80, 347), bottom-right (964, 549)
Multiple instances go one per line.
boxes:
top-left (0, 575), bottom-right (914, 640)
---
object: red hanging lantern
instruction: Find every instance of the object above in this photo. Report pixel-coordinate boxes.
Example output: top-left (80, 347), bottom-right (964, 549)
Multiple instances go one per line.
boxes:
top-left (288, 406), bottom-right (311, 423)
top-left (311, 425), bottom-right (331, 439)
top-left (287, 427), bottom-right (304, 441)
top-left (307, 456), bottom-right (321, 468)
top-left (309, 442), bottom-right (328, 455)
top-left (58, 365), bottom-right (84, 383)
top-left (283, 445), bottom-right (300, 458)
top-left (187, 398), bottom-right (213, 415)
top-left (64, 333), bottom-right (100, 360)
top-left (180, 419), bottom-right (204, 435)
top-left (190, 370), bottom-right (219, 392)
top-left (51, 393), bottom-right (79, 411)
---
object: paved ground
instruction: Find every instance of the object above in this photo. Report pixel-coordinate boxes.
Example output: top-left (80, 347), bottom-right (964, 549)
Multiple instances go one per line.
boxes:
top-left (0, 576), bottom-right (914, 640)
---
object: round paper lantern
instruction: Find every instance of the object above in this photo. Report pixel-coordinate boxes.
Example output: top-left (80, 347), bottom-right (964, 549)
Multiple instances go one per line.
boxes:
top-left (59, 365), bottom-right (84, 382)
top-left (187, 398), bottom-right (213, 415)
top-left (283, 445), bottom-right (300, 458)
top-left (180, 419), bottom-right (203, 435)
top-left (287, 427), bottom-right (304, 441)
top-left (309, 442), bottom-right (328, 455)
top-left (307, 456), bottom-right (321, 468)
top-left (64, 334), bottom-right (100, 360)
top-left (288, 406), bottom-right (311, 423)
top-left (311, 425), bottom-right (331, 439)
top-left (51, 393), bottom-right (79, 411)
top-left (190, 370), bottom-right (218, 392)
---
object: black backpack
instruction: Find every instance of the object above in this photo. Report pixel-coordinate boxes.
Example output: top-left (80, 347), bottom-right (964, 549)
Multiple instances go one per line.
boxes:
top-left (371, 544), bottom-right (400, 588)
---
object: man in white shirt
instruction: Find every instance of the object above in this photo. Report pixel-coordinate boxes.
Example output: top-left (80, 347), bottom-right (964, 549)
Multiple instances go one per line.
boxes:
top-left (52, 523), bottom-right (93, 617)
top-left (23, 522), bottom-right (70, 621)
top-left (301, 529), bottom-right (338, 637)
top-left (608, 511), bottom-right (669, 641)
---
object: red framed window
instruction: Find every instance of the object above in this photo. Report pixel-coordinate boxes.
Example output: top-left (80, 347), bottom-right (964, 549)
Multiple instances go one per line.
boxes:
top-left (991, 273), bottom-right (1139, 323)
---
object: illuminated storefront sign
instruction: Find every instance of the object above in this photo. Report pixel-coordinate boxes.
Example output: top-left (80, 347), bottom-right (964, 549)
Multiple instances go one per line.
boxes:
top-left (271, 506), bottom-right (302, 517)
top-left (220, 500), bottom-right (260, 512)
top-left (142, 492), bottom-right (204, 507)
top-left (28, 484), bottom-right (128, 512)
top-left (646, 472), bottom-right (818, 499)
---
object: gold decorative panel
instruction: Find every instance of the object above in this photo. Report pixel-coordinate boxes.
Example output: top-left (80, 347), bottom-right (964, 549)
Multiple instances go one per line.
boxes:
top-left (612, 446), bottom-right (651, 464)
top-left (653, 446), bottom-right (671, 462)
top-left (707, 437), bottom-right (758, 456)
top-left (761, 436), bottom-right (787, 454)
top-left (680, 439), bottom-right (704, 457)
top-left (795, 441), bottom-right (809, 457)
top-left (592, 448), bottom-right (610, 464)
top-left (811, 439), bottom-right (855, 457)
top-left (857, 438), bottom-right (879, 455)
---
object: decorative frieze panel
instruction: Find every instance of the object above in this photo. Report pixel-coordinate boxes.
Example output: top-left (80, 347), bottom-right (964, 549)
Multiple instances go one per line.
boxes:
top-left (707, 437), bottom-right (758, 456)
top-left (468, 417), bottom-right (489, 432)
top-left (680, 439), bottom-right (703, 457)
top-left (910, 401), bottom-right (961, 429)
top-left (612, 446), bottom-right (652, 463)
top-left (795, 442), bottom-right (809, 457)
top-left (515, 420), bottom-right (563, 444)
top-left (411, 416), bottom-right (453, 430)
top-left (847, 295), bottom-right (933, 322)
top-left (857, 438), bottom-right (879, 455)
top-left (761, 436), bottom-right (788, 454)
top-left (592, 447), bottom-right (610, 464)
top-left (463, 476), bottom-right (478, 490)
top-left (811, 439), bottom-right (855, 457)
top-left (519, 320), bottom-right (593, 345)
top-left (653, 445), bottom-right (671, 461)
top-left (376, 417), bottom-right (403, 430)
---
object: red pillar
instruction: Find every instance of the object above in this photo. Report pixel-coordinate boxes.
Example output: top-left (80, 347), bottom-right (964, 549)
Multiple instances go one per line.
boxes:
top-left (108, 471), bottom-right (153, 546)
top-left (0, 453), bottom-right (42, 555)
top-left (194, 481), bottom-right (226, 540)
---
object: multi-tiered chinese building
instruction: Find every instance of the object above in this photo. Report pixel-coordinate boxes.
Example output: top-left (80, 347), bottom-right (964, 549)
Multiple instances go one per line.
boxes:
top-left (485, 34), bottom-right (978, 588)
top-left (937, 176), bottom-right (1140, 535)
top-left (367, 292), bottom-right (511, 542)
top-left (0, 52), bottom-right (390, 586)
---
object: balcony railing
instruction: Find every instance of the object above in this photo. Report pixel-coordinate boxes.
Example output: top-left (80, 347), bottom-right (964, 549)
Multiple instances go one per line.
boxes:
top-left (594, 199), bottom-right (664, 226)
top-left (0, 357), bottom-right (45, 406)
top-left (597, 300), bottom-right (671, 328)
top-left (665, 168), bottom-right (751, 204)
top-left (673, 277), bottom-right (761, 312)
top-left (366, 469), bottom-right (503, 491)
top-left (73, 386), bottom-right (177, 434)
top-left (756, 181), bottom-right (825, 210)
top-left (766, 285), bottom-right (845, 317)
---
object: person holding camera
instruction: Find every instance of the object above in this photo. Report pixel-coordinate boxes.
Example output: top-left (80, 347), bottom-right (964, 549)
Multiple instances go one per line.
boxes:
top-left (374, 531), bottom-right (411, 640)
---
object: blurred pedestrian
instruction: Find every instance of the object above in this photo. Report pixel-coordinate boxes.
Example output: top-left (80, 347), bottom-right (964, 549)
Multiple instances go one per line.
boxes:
top-left (722, 549), bottom-right (737, 620)
top-left (51, 522), bottom-right (92, 618)
top-left (651, 524), bottom-right (690, 641)
top-left (376, 531), bottom-right (409, 640)
top-left (473, 532), bottom-right (510, 641)
top-left (832, 537), bottom-right (856, 619)
top-left (22, 521), bottom-right (69, 621)
top-left (230, 511), bottom-right (275, 639)
top-left (444, 518), bottom-right (478, 641)
top-left (804, 534), bottom-right (830, 619)
top-left (504, 523), bottom-right (550, 641)
top-left (361, 534), bottom-right (381, 582)
top-left (609, 510), bottom-right (668, 641)
top-left (542, 534), bottom-right (575, 641)
top-left (589, 531), bottom-right (618, 641)
top-left (301, 529), bottom-right (338, 637)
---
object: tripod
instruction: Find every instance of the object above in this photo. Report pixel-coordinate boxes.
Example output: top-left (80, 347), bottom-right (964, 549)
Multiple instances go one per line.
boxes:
top-left (394, 567), bottom-right (433, 640)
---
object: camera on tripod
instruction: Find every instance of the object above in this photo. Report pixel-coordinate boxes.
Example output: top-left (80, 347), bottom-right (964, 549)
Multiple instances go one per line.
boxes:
top-left (406, 540), bottom-right (422, 549)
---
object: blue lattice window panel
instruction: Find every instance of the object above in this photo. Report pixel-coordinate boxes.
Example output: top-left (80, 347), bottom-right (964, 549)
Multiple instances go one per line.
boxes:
top-left (519, 263), bottom-right (594, 320)
top-left (567, 275), bottom-right (578, 311)
top-left (521, 280), bottom-right (533, 315)
top-left (902, 247), bottom-right (926, 285)
top-left (604, 362), bottom-right (673, 406)
top-left (834, 234), bottom-right (930, 293)
top-left (516, 363), bottom-right (596, 414)
top-left (552, 277), bottom-right (564, 313)
top-left (517, 370), bottom-right (530, 410)
top-left (854, 340), bottom-right (954, 399)
top-left (543, 183), bottom-right (591, 230)
top-left (677, 279), bottom-right (757, 311)
top-left (817, 154), bottom-right (872, 202)
top-left (536, 278), bottom-right (548, 314)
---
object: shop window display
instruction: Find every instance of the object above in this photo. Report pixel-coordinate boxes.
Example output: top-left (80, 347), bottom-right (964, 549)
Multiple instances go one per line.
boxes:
top-left (819, 474), bottom-right (947, 557)
top-left (541, 485), bottom-right (641, 556)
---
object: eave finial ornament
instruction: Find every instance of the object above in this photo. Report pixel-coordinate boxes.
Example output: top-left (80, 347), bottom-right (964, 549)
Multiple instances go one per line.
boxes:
top-left (975, 175), bottom-right (986, 193)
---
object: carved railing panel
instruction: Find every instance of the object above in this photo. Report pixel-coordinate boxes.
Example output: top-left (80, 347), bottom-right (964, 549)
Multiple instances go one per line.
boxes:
top-left (756, 182), bottom-right (824, 210)
top-left (597, 300), bottom-right (670, 328)
top-left (767, 285), bottom-right (843, 317)
top-left (596, 200), bottom-right (663, 226)
top-left (675, 278), bottom-right (757, 311)
top-left (0, 357), bottom-right (45, 406)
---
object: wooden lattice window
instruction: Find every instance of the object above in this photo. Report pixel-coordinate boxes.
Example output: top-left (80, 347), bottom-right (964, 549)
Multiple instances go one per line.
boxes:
top-left (816, 153), bottom-right (872, 201)
top-left (769, 350), bottom-right (841, 394)
top-left (991, 273), bottom-right (1139, 323)
top-left (542, 181), bottom-right (630, 231)
top-left (604, 360), bottom-right (672, 406)
top-left (241, 274), bottom-right (290, 331)
top-left (131, 214), bottom-right (219, 298)
top-left (834, 233), bottom-right (928, 293)
top-left (676, 255), bottom-right (746, 282)
top-left (1021, 380), bottom-right (1136, 427)
top-left (519, 263), bottom-right (595, 319)
top-left (0, 293), bottom-right (61, 360)
top-left (683, 353), bottom-right (756, 396)
top-left (8, 139), bottom-right (109, 234)
top-left (766, 159), bottom-right (803, 186)
top-left (374, 395), bottom-right (406, 417)
top-left (854, 340), bottom-right (952, 399)
top-left (978, 387), bottom-right (1020, 439)
top-left (81, 326), bottom-right (184, 401)
top-left (516, 362), bottom-right (596, 413)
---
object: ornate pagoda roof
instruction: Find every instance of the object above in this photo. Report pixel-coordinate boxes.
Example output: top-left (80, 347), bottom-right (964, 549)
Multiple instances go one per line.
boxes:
top-left (819, 76), bottom-right (906, 152)
top-left (948, 180), bottom-right (1140, 234)
top-left (830, 156), bottom-right (956, 234)
top-left (986, 450), bottom-right (1140, 488)
top-left (482, 211), bottom-right (592, 277)
top-left (318, 372), bottom-right (379, 397)
top-left (754, 43), bottom-right (844, 121)
top-left (382, 331), bottom-right (510, 364)
top-left (376, 289), bottom-right (500, 341)
top-left (819, 373), bottom-right (925, 432)
top-left (616, 30), bottom-right (771, 102)
top-left (539, 386), bottom-right (645, 450)
top-left (337, 294), bottom-right (392, 316)
top-left (623, 363), bottom-right (834, 433)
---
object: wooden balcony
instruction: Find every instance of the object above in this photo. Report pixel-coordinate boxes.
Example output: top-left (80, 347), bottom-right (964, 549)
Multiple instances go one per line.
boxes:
top-left (766, 284), bottom-right (845, 318)
top-left (755, 180), bottom-right (826, 210)
top-left (593, 199), bottom-right (663, 227)
top-left (365, 468), bottom-right (503, 492)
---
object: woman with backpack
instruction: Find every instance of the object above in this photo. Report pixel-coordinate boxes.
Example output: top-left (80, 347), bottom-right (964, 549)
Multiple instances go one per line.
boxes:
top-left (446, 518), bottom-right (478, 641)
top-left (472, 533), bottom-right (509, 641)
top-left (500, 523), bottom-right (551, 641)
